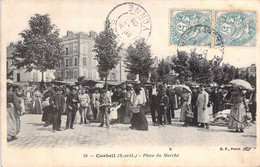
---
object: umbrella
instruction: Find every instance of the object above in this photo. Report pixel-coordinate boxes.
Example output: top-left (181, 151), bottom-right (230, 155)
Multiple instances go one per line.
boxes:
top-left (75, 80), bottom-right (101, 87)
top-left (50, 80), bottom-right (66, 86)
top-left (185, 81), bottom-right (199, 88)
top-left (173, 84), bottom-right (192, 94)
top-left (95, 83), bottom-right (104, 88)
top-left (229, 79), bottom-right (252, 90)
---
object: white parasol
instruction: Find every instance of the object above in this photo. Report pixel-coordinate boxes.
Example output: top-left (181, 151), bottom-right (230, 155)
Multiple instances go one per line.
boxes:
top-left (229, 79), bottom-right (252, 90)
top-left (95, 83), bottom-right (104, 88)
top-left (174, 84), bottom-right (192, 94)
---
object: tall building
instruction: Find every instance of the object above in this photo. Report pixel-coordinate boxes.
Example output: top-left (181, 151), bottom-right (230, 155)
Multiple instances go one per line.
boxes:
top-left (55, 31), bottom-right (128, 82)
top-left (55, 31), bottom-right (98, 82)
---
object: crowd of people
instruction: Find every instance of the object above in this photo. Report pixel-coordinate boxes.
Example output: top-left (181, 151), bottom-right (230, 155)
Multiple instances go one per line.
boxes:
top-left (6, 81), bottom-right (257, 142)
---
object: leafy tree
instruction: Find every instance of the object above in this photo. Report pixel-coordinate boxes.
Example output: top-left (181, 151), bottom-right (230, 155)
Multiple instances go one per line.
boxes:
top-left (234, 68), bottom-right (240, 79)
top-left (172, 51), bottom-right (192, 83)
top-left (127, 73), bottom-right (136, 81)
top-left (173, 51), bottom-right (214, 84)
top-left (93, 21), bottom-right (121, 89)
top-left (157, 59), bottom-right (170, 82)
top-left (11, 14), bottom-right (63, 83)
top-left (125, 39), bottom-right (153, 83)
top-left (212, 65), bottom-right (224, 85)
top-left (150, 67), bottom-right (158, 82)
top-left (197, 58), bottom-right (213, 84)
top-left (189, 52), bottom-right (202, 82)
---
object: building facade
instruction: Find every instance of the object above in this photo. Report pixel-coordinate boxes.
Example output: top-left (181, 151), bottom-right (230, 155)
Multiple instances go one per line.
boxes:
top-left (55, 31), bottom-right (127, 82)
top-left (7, 43), bottom-right (55, 85)
top-left (55, 31), bottom-right (98, 82)
top-left (247, 64), bottom-right (256, 77)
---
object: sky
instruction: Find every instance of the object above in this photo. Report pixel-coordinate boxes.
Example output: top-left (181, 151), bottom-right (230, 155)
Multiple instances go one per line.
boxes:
top-left (2, 0), bottom-right (258, 68)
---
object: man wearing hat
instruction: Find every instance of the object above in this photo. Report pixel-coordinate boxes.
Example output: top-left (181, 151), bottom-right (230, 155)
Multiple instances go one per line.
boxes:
top-left (99, 88), bottom-right (111, 128)
top-left (157, 88), bottom-right (169, 126)
top-left (50, 87), bottom-right (65, 132)
top-left (66, 87), bottom-right (79, 129)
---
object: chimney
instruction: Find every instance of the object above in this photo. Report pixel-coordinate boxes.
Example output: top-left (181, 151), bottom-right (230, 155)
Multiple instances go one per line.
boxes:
top-left (67, 30), bottom-right (73, 36)
top-left (89, 31), bottom-right (97, 38)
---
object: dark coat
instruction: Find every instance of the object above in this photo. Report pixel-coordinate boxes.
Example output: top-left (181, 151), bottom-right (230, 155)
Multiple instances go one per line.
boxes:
top-left (66, 94), bottom-right (79, 111)
top-left (49, 94), bottom-right (65, 110)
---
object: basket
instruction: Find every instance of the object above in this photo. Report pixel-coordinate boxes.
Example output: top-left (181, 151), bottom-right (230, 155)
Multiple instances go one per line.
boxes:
top-left (130, 106), bottom-right (140, 113)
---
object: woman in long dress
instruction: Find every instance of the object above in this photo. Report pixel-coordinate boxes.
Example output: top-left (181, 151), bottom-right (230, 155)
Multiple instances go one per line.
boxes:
top-left (7, 85), bottom-right (22, 141)
top-left (196, 86), bottom-right (209, 129)
top-left (181, 90), bottom-right (192, 126)
top-left (33, 87), bottom-right (42, 114)
top-left (41, 84), bottom-right (54, 127)
top-left (228, 87), bottom-right (248, 132)
top-left (130, 85), bottom-right (148, 131)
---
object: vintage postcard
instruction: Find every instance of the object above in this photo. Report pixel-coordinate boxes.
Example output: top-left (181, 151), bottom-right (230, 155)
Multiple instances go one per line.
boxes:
top-left (1, 0), bottom-right (260, 166)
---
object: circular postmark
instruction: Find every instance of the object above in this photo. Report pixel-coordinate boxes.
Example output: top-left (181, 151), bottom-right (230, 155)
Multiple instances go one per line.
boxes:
top-left (106, 2), bottom-right (152, 45)
top-left (177, 25), bottom-right (224, 64)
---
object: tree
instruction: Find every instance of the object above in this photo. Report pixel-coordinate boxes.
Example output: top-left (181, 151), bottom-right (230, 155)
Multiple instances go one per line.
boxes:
top-left (157, 59), bottom-right (170, 82)
top-left (12, 14), bottom-right (63, 84)
top-left (173, 51), bottom-right (213, 84)
top-left (93, 21), bottom-right (121, 89)
top-left (150, 67), bottom-right (158, 82)
top-left (197, 58), bottom-right (213, 84)
top-left (125, 39), bottom-right (153, 83)
top-left (172, 51), bottom-right (192, 83)
top-left (212, 65), bottom-right (224, 85)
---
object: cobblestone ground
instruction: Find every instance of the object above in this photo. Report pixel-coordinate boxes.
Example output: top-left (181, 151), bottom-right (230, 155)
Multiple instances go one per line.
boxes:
top-left (8, 109), bottom-right (256, 148)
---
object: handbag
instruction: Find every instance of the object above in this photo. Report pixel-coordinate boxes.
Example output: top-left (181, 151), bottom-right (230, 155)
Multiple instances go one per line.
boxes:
top-left (185, 107), bottom-right (194, 118)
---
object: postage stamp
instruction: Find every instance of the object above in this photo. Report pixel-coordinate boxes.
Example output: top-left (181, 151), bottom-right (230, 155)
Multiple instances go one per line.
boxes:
top-left (169, 9), bottom-right (212, 45)
top-left (106, 2), bottom-right (152, 45)
top-left (214, 11), bottom-right (256, 46)
top-left (177, 25), bottom-right (224, 63)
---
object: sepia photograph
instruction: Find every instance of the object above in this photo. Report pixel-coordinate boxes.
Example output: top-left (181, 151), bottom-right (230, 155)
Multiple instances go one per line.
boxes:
top-left (1, 0), bottom-right (260, 166)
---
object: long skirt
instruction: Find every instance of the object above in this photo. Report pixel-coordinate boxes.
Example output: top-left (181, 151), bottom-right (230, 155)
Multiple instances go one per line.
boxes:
top-left (197, 106), bottom-right (209, 123)
top-left (180, 101), bottom-right (189, 122)
top-left (130, 107), bottom-right (148, 131)
top-left (228, 103), bottom-right (246, 130)
top-left (123, 101), bottom-right (131, 124)
top-left (42, 105), bottom-right (53, 124)
top-left (94, 102), bottom-right (101, 122)
top-left (7, 104), bottom-right (20, 140)
top-left (117, 104), bottom-right (125, 123)
top-left (34, 98), bottom-right (42, 114)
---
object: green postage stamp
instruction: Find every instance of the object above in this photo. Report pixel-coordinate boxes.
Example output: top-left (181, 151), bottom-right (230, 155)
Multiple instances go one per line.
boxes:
top-left (169, 9), bottom-right (256, 46)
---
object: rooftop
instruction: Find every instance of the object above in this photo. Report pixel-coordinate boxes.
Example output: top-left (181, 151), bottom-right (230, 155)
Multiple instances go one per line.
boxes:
top-left (61, 31), bottom-right (97, 41)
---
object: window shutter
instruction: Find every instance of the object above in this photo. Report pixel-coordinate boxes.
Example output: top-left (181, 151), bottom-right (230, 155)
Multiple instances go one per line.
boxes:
top-left (61, 59), bottom-right (64, 67)
top-left (69, 58), bottom-right (73, 66)
top-left (69, 70), bottom-right (73, 79)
